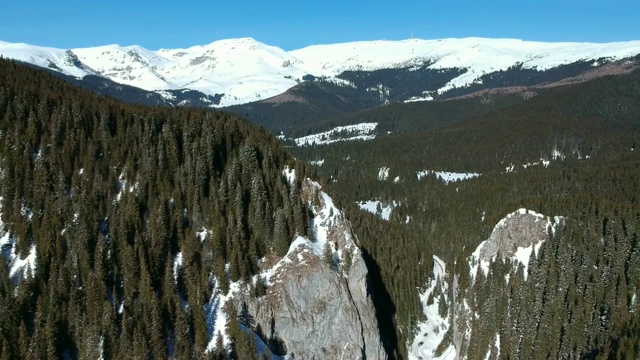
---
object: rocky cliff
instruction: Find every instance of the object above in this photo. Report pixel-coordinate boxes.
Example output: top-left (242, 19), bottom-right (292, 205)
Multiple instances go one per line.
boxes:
top-left (469, 208), bottom-right (564, 281)
top-left (207, 172), bottom-right (385, 359)
top-left (409, 209), bottom-right (564, 359)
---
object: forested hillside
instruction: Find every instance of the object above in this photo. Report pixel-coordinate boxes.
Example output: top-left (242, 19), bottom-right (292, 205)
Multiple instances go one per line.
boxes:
top-left (293, 71), bottom-right (640, 358)
top-left (2, 56), bottom-right (640, 360)
top-left (0, 59), bottom-right (322, 359)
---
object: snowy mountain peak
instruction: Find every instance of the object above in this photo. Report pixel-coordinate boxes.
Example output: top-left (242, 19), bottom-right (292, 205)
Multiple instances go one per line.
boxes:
top-left (207, 37), bottom-right (264, 48)
top-left (2, 37), bottom-right (640, 107)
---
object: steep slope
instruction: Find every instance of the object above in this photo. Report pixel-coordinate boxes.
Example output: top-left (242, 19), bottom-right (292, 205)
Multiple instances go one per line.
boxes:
top-left (408, 255), bottom-right (455, 360)
top-left (0, 59), bottom-right (384, 359)
top-left (11, 59), bottom-right (223, 108)
top-left (234, 177), bottom-right (384, 359)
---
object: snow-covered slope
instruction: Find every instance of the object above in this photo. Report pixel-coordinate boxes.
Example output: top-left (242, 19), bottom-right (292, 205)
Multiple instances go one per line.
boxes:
top-left (293, 122), bottom-right (377, 146)
top-left (293, 38), bottom-right (640, 93)
top-left (2, 37), bottom-right (640, 106)
top-left (409, 255), bottom-right (456, 360)
top-left (0, 42), bottom-right (96, 78)
top-left (70, 38), bottom-right (310, 106)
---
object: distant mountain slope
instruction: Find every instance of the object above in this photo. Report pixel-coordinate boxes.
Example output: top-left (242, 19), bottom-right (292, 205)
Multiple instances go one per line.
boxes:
top-left (2, 37), bottom-right (640, 109)
top-left (19, 61), bottom-right (222, 107)
top-left (293, 70), bottom-right (640, 181)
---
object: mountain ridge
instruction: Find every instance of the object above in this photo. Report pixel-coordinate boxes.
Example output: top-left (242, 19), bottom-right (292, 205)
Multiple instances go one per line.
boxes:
top-left (2, 37), bottom-right (640, 107)
top-left (2, 48), bottom-right (640, 359)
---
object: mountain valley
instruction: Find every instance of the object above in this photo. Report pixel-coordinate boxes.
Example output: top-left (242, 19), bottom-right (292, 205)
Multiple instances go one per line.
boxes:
top-left (1, 34), bottom-right (640, 359)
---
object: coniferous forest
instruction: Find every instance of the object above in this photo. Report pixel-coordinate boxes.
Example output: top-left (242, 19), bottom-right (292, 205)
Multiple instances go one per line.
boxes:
top-left (291, 70), bottom-right (640, 359)
top-left (0, 59), bottom-right (316, 359)
top-left (1, 56), bottom-right (640, 360)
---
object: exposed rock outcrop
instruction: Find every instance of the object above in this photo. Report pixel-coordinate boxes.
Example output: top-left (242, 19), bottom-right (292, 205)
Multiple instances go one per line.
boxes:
top-left (469, 208), bottom-right (564, 281)
top-left (409, 209), bottom-right (564, 360)
top-left (235, 177), bottom-right (385, 359)
top-left (477, 208), bottom-right (564, 259)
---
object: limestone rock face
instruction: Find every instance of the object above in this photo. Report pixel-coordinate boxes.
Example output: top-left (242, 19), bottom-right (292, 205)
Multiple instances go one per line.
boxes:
top-left (477, 208), bottom-right (565, 262)
top-left (237, 178), bottom-right (385, 359)
top-left (445, 209), bottom-right (565, 359)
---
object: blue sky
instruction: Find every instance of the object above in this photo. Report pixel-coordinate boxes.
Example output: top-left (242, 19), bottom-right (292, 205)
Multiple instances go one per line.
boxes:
top-left (2, 0), bottom-right (639, 50)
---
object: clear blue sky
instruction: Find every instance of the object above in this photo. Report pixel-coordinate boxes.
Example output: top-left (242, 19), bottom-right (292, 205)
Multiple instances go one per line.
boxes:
top-left (2, 0), bottom-right (639, 50)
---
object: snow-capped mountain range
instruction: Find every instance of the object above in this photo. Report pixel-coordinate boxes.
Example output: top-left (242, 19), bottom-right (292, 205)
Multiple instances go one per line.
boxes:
top-left (2, 37), bottom-right (640, 107)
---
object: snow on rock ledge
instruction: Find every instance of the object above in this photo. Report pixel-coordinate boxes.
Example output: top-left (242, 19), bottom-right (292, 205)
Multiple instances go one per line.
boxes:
top-left (469, 208), bottom-right (564, 281)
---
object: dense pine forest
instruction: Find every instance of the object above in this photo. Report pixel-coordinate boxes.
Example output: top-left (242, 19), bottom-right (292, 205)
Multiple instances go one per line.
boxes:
top-left (0, 59), bottom-right (320, 359)
top-left (293, 70), bottom-right (640, 358)
top-left (2, 55), bottom-right (640, 360)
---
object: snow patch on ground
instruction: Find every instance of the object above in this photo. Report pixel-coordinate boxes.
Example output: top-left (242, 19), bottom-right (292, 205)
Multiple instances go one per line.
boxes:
top-left (294, 123), bottom-right (377, 147)
top-left (309, 159), bottom-right (325, 166)
top-left (196, 228), bottom-right (210, 242)
top-left (20, 203), bottom-right (33, 222)
top-left (469, 242), bottom-right (493, 282)
top-left (173, 252), bottom-right (183, 283)
top-left (356, 200), bottom-right (398, 221)
top-left (324, 76), bottom-right (357, 88)
top-left (417, 170), bottom-right (481, 183)
top-left (483, 333), bottom-right (501, 360)
top-left (310, 186), bottom-right (343, 258)
top-left (409, 255), bottom-right (456, 360)
top-left (115, 173), bottom-right (138, 202)
top-left (378, 166), bottom-right (390, 181)
top-left (156, 90), bottom-right (177, 101)
top-left (205, 279), bottom-right (241, 352)
top-left (282, 166), bottom-right (296, 186)
top-left (0, 198), bottom-right (37, 282)
top-left (505, 149), bottom-right (569, 173)
top-left (512, 243), bottom-right (537, 281)
top-left (405, 94), bottom-right (435, 102)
